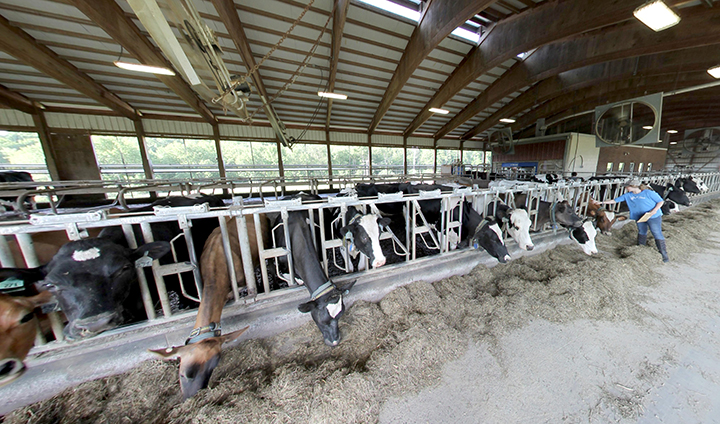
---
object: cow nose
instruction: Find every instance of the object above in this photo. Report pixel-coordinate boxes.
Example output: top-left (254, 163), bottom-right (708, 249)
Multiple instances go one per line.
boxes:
top-left (0, 358), bottom-right (25, 387)
top-left (372, 257), bottom-right (386, 268)
top-left (325, 338), bottom-right (340, 347)
top-left (526, 244), bottom-right (535, 251)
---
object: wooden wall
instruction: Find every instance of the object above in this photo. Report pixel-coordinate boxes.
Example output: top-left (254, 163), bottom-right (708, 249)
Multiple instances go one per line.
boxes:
top-left (596, 145), bottom-right (667, 174)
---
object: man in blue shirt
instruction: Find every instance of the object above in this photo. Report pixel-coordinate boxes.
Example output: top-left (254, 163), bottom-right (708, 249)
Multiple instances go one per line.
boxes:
top-left (597, 179), bottom-right (668, 262)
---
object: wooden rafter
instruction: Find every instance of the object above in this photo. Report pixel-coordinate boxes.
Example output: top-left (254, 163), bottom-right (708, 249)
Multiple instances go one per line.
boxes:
top-left (446, 7), bottom-right (720, 141)
top-left (368, 0), bottom-right (498, 133)
top-left (69, 0), bottom-right (216, 124)
top-left (404, 0), bottom-right (659, 137)
top-left (0, 14), bottom-right (138, 120)
top-left (0, 84), bottom-right (37, 115)
top-left (326, 0), bottom-right (351, 129)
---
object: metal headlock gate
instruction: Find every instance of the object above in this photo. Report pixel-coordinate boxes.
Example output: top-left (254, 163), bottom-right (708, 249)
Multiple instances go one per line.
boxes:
top-left (1, 172), bottom-right (719, 353)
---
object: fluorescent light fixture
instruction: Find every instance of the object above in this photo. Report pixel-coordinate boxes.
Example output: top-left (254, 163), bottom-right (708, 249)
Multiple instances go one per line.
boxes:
top-left (429, 107), bottom-right (449, 114)
top-left (708, 65), bottom-right (720, 79)
top-left (114, 61), bottom-right (175, 76)
top-left (451, 27), bottom-right (480, 44)
top-left (355, 0), bottom-right (420, 21)
top-left (318, 92), bottom-right (348, 100)
top-left (642, 125), bottom-right (653, 130)
top-left (499, 118), bottom-right (516, 124)
top-left (667, 129), bottom-right (678, 134)
top-left (633, 0), bottom-right (680, 32)
top-left (670, 141), bottom-right (677, 144)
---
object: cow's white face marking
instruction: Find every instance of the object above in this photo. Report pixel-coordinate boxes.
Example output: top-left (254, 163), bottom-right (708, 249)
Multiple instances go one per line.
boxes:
top-left (579, 221), bottom-right (598, 255)
top-left (509, 209), bottom-right (533, 250)
top-left (359, 214), bottom-right (386, 267)
top-left (326, 296), bottom-right (342, 318)
top-left (605, 211), bottom-right (615, 222)
top-left (72, 247), bottom-right (101, 262)
top-left (489, 223), bottom-right (505, 246)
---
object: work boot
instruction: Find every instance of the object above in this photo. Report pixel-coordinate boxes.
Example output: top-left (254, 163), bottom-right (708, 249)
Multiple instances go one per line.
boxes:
top-left (637, 234), bottom-right (647, 246)
top-left (655, 239), bottom-right (669, 262)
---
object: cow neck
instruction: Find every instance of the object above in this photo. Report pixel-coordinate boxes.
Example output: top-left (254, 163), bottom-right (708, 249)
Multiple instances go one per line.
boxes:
top-left (550, 201), bottom-right (558, 229)
top-left (287, 211), bottom-right (330, 297)
top-left (462, 202), bottom-right (482, 240)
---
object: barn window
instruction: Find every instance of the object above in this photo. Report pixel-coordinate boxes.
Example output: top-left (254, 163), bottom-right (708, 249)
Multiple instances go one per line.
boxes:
top-left (331, 145), bottom-right (369, 176)
top-left (638, 163), bottom-right (644, 174)
top-left (91, 135), bottom-right (145, 182)
top-left (221, 140), bottom-right (279, 180)
top-left (617, 162), bottom-right (625, 172)
top-left (606, 162), bottom-right (613, 172)
top-left (629, 162), bottom-right (635, 172)
top-left (145, 138), bottom-right (220, 180)
top-left (372, 147), bottom-right (404, 175)
top-left (647, 163), bottom-right (653, 172)
top-left (281, 143), bottom-right (328, 179)
top-left (436, 149), bottom-right (461, 166)
top-left (0, 131), bottom-right (50, 181)
top-left (406, 147), bottom-right (434, 175)
top-left (463, 150), bottom-right (485, 166)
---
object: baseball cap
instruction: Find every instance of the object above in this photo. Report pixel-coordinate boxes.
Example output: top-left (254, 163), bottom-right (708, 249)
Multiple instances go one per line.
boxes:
top-left (625, 178), bottom-right (641, 187)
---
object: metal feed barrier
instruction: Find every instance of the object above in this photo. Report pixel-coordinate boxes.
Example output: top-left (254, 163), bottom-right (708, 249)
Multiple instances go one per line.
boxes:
top-left (0, 172), bottom-right (718, 352)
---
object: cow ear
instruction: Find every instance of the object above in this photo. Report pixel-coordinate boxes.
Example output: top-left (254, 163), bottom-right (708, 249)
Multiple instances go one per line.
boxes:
top-left (220, 326), bottom-right (249, 344)
top-left (378, 217), bottom-right (391, 228)
top-left (0, 267), bottom-right (46, 285)
top-left (339, 225), bottom-right (351, 238)
top-left (336, 279), bottom-right (356, 294)
top-left (148, 344), bottom-right (189, 359)
top-left (298, 300), bottom-right (317, 313)
top-left (132, 241), bottom-right (171, 262)
top-left (616, 216), bottom-right (628, 221)
top-left (588, 209), bottom-right (596, 216)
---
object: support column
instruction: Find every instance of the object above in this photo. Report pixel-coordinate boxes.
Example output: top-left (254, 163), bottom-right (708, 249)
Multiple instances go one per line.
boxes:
top-left (326, 130), bottom-right (333, 189)
top-left (368, 133), bottom-right (373, 176)
top-left (433, 139), bottom-right (438, 174)
top-left (403, 135), bottom-right (408, 175)
top-left (31, 109), bottom-right (60, 181)
top-left (212, 124), bottom-right (226, 179)
top-left (134, 120), bottom-right (153, 180)
top-left (276, 141), bottom-right (285, 195)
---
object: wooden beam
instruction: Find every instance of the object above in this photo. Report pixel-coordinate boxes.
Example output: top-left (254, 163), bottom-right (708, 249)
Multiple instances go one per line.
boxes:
top-left (69, 0), bottom-right (216, 125)
top-left (450, 7), bottom-right (720, 141)
top-left (0, 84), bottom-right (36, 115)
top-left (212, 124), bottom-right (227, 181)
top-left (31, 109), bottom-right (60, 181)
top-left (368, 0), bottom-right (497, 133)
top-left (134, 120), bottom-right (154, 180)
top-left (0, 14), bottom-right (138, 120)
top-left (326, 0), bottom-right (351, 129)
top-left (470, 44), bottom-right (720, 139)
top-left (404, 0), bottom-right (663, 137)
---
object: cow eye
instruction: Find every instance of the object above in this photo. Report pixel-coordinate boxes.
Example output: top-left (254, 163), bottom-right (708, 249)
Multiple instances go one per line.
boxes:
top-left (19, 311), bottom-right (34, 324)
top-left (42, 282), bottom-right (56, 290)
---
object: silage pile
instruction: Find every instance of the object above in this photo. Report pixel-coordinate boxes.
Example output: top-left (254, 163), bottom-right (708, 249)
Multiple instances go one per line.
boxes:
top-left (4, 199), bottom-right (720, 424)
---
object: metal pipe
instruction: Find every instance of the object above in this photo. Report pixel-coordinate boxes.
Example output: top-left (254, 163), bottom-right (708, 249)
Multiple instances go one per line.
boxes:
top-left (140, 222), bottom-right (171, 317)
top-left (236, 213), bottom-right (259, 297)
top-left (281, 208), bottom-right (296, 286)
top-left (123, 224), bottom-right (156, 320)
top-left (218, 217), bottom-right (240, 302)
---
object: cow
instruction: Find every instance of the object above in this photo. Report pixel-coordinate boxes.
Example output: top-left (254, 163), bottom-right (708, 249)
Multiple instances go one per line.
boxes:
top-left (513, 193), bottom-right (584, 231)
top-left (0, 238), bottom-right (170, 341)
top-left (0, 171), bottom-right (33, 183)
top-left (486, 201), bottom-right (534, 251)
top-left (586, 198), bottom-right (627, 235)
top-left (149, 215), bottom-right (269, 399)
top-left (0, 291), bottom-right (52, 387)
top-left (569, 221), bottom-right (599, 255)
top-left (675, 177), bottom-right (700, 194)
top-left (692, 176), bottom-right (709, 193)
top-left (333, 206), bottom-right (391, 271)
top-left (649, 183), bottom-right (691, 208)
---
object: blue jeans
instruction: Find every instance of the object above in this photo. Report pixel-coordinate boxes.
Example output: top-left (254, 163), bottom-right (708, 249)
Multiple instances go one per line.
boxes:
top-left (637, 216), bottom-right (664, 240)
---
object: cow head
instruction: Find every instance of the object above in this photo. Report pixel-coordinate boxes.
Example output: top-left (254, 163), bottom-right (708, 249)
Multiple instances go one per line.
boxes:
top-left (676, 177), bottom-right (700, 194)
top-left (0, 291), bottom-right (52, 387)
top-left (507, 208), bottom-right (534, 251)
top-left (587, 205), bottom-right (627, 236)
top-left (471, 217), bottom-right (511, 263)
top-left (298, 279), bottom-right (356, 346)
top-left (554, 201), bottom-right (583, 228)
top-left (664, 184), bottom-right (691, 206)
top-left (149, 326), bottom-right (248, 399)
top-left (1, 239), bottom-right (171, 341)
top-left (570, 221), bottom-right (598, 255)
top-left (339, 212), bottom-right (391, 268)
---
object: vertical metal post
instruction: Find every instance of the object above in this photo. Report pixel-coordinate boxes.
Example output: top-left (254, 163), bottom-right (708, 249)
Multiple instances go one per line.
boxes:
top-left (253, 213), bottom-right (270, 293)
top-left (122, 224), bottom-right (155, 320)
top-left (405, 199), bottom-right (411, 262)
top-left (140, 222), bottom-right (171, 317)
top-left (218, 217), bottom-right (240, 302)
top-left (179, 215), bottom-right (203, 300)
top-left (0, 235), bottom-right (16, 267)
top-left (235, 213), bottom-right (259, 297)
top-left (281, 208), bottom-right (296, 285)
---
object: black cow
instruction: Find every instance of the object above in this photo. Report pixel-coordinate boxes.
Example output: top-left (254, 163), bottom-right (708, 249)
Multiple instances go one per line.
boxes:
top-left (272, 193), bottom-right (387, 346)
top-left (0, 238), bottom-right (169, 340)
top-left (675, 177), bottom-right (700, 194)
top-left (650, 183), bottom-right (691, 208)
top-left (513, 193), bottom-right (584, 230)
top-left (0, 171), bottom-right (33, 183)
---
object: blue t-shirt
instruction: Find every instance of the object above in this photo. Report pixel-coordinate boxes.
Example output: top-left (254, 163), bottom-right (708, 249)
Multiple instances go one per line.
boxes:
top-left (614, 189), bottom-right (664, 221)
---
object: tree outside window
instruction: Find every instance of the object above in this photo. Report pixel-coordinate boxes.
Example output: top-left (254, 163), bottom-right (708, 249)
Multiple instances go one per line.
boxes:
top-left (0, 131), bottom-right (50, 181)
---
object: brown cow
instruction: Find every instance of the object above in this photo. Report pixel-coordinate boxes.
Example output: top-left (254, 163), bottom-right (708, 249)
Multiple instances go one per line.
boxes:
top-left (150, 215), bottom-right (270, 399)
top-left (0, 291), bottom-right (52, 387)
top-left (587, 198), bottom-right (627, 235)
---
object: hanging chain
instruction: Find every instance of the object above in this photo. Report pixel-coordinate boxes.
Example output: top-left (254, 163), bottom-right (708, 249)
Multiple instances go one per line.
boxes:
top-left (212, 0), bottom-right (317, 109)
top-left (245, 5), bottom-right (335, 121)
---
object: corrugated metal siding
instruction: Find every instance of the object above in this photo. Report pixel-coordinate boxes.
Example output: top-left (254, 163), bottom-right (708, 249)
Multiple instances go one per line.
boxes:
top-left (464, 140), bottom-right (484, 150)
top-left (330, 132), bottom-right (366, 145)
top-left (371, 134), bottom-right (403, 146)
top-left (407, 137), bottom-right (433, 148)
top-left (44, 113), bottom-right (135, 132)
top-left (0, 109), bottom-right (34, 128)
top-left (143, 119), bottom-right (213, 137)
top-left (437, 139), bottom-right (461, 149)
top-left (219, 123), bottom-right (276, 140)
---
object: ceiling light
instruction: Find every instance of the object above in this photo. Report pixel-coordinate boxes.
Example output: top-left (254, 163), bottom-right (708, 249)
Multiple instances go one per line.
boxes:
top-left (633, 0), bottom-right (680, 32)
top-left (429, 108), bottom-right (449, 114)
top-left (642, 125), bottom-right (653, 130)
top-left (667, 129), bottom-right (678, 134)
top-left (114, 61), bottom-right (175, 76)
top-left (318, 92), bottom-right (348, 100)
top-left (499, 118), bottom-right (516, 124)
top-left (708, 65), bottom-right (720, 79)
top-left (670, 141), bottom-right (677, 144)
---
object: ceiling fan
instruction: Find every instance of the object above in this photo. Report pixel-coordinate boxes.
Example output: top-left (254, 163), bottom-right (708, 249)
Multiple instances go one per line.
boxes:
top-left (488, 128), bottom-right (514, 155)
top-left (682, 127), bottom-right (720, 155)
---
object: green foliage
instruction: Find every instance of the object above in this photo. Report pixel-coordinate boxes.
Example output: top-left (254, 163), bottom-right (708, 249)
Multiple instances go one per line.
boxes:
top-left (282, 143), bottom-right (328, 178)
top-left (145, 138), bottom-right (219, 180)
top-left (0, 131), bottom-right (49, 179)
top-left (331, 145), bottom-right (369, 176)
top-left (222, 140), bottom-right (279, 179)
top-left (407, 147), bottom-right (435, 174)
top-left (372, 147), bottom-right (404, 175)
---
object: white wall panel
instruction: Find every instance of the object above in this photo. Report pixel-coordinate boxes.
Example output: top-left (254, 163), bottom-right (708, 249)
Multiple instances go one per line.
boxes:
top-left (437, 139), bottom-right (461, 149)
top-left (464, 140), bottom-right (484, 150)
top-left (143, 119), bottom-right (213, 137)
top-left (329, 131), bottom-right (366, 144)
top-left (44, 113), bottom-right (134, 132)
top-left (0, 110), bottom-right (34, 128)
top-left (407, 137), bottom-right (433, 148)
top-left (372, 134), bottom-right (403, 146)
top-left (219, 123), bottom-right (276, 140)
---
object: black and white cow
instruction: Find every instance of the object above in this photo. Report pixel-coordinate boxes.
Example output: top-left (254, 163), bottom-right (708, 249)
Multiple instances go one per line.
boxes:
top-left (335, 206), bottom-right (391, 271)
top-left (650, 183), bottom-right (691, 208)
top-left (569, 221), bottom-right (598, 255)
top-left (513, 193), bottom-right (584, 230)
top-left (486, 202), bottom-right (534, 251)
top-left (675, 177), bottom-right (700, 194)
top-left (272, 193), bottom-right (387, 346)
top-left (0, 238), bottom-right (170, 340)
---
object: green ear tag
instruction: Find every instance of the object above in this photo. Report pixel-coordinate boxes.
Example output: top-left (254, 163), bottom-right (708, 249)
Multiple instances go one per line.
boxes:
top-left (0, 277), bottom-right (25, 293)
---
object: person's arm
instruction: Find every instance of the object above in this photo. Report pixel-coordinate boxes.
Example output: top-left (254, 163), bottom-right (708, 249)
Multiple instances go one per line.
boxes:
top-left (648, 200), bottom-right (664, 215)
top-left (598, 199), bottom-right (616, 205)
